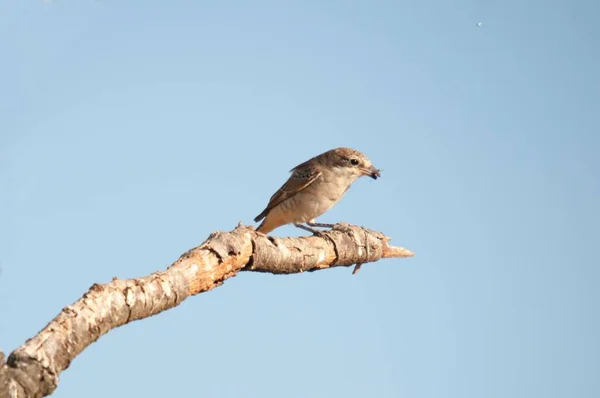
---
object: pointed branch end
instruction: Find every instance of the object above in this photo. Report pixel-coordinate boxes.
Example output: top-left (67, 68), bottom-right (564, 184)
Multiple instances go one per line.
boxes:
top-left (383, 245), bottom-right (415, 258)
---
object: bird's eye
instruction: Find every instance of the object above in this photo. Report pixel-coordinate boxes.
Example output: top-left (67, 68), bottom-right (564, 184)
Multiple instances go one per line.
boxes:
top-left (350, 158), bottom-right (360, 166)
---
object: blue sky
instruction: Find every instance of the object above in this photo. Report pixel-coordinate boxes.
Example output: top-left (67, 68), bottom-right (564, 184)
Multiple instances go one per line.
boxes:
top-left (1, 1), bottom-right (599, 397)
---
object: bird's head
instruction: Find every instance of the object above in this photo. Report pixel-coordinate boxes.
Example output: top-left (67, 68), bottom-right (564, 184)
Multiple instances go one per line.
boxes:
top-left (325, 147), bottom-right (381, 181)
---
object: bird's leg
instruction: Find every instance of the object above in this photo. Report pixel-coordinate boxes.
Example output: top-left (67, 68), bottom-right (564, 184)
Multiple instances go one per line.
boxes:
top-left (306, 220), bottom-right (336, 229)
top-left (294, 223), bottom-right (321, 234)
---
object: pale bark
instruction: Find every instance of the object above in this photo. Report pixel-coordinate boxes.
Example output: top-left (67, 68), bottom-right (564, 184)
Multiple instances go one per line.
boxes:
top-left (0, 223), bottom-right (413, 398)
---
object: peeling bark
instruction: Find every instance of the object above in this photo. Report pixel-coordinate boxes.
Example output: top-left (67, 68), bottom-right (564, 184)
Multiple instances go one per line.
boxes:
top-left (0, 223), bottom-right (413, 398)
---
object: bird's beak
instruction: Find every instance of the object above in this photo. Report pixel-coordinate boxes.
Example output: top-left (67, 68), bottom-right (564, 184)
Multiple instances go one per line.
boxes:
top-left (363, 165), bottom-right (381, 180)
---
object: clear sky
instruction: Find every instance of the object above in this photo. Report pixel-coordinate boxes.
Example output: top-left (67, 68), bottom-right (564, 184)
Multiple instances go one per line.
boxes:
top-left (1, 1), bottom-right (599, 397)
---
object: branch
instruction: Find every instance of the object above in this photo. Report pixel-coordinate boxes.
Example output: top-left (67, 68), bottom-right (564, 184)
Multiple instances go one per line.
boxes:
top-left (0, 223), bottom-right (413, 398)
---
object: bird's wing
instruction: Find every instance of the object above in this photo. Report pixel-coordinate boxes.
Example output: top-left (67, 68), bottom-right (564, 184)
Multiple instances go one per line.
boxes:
top-left (253, 165), bottom-right (322, 222)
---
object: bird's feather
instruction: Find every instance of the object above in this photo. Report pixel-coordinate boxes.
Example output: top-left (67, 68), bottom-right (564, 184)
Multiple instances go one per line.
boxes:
top-left (253, 164), bottom-right (322, 222)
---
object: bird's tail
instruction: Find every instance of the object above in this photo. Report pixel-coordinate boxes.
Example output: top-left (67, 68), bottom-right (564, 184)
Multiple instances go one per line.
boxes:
top-left (254, 207), bottom-right (274, 233)
top-left (253, 209), bottom-right (268, 223)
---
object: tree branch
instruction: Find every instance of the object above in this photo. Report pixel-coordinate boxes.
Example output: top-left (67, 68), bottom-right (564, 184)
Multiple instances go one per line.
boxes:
top-left (0, 223), bottom-right (413, 398)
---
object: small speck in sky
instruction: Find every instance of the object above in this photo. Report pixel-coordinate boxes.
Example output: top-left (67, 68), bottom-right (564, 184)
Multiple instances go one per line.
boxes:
top-left (476, 22), bottom-right (483, 27)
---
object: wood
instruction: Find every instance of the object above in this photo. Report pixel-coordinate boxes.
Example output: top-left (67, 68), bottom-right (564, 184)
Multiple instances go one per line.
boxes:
top-left (0, 223), bottom-right (413, 398)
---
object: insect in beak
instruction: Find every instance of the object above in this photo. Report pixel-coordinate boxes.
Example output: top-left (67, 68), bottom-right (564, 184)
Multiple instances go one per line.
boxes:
top-left (364, 165), bottom-right (381, 180)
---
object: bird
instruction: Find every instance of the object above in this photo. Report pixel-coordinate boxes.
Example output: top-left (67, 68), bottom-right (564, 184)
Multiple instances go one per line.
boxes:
top-left (254, 147), bottom-right (381, 234)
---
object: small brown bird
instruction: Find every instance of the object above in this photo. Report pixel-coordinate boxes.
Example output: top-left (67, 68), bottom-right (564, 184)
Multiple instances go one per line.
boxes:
top-left (254, 147), bottom-right (381, 234)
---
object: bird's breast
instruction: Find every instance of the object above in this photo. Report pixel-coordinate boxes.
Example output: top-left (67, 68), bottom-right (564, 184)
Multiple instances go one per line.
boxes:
top-left (317, 170), bottom-right (355, 200)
